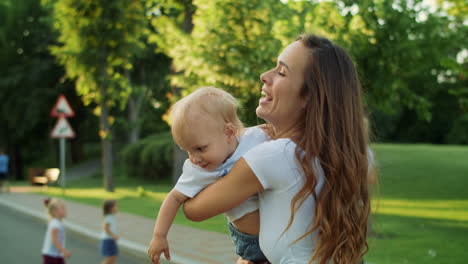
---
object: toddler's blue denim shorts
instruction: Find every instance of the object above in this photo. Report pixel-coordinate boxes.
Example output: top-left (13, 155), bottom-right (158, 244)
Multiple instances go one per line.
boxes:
top-left (100, 238), bottom-right (118, 257)
top-left (228, 221), bottom-right (267, 262)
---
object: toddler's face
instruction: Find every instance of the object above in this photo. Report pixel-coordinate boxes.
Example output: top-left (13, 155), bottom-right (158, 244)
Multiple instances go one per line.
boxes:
top-left (54, 203), bottom-right (67, 219)
top-left (177, 116), bottom-right (236, 171)
top-left (111, 204), bottom-right (118, 214)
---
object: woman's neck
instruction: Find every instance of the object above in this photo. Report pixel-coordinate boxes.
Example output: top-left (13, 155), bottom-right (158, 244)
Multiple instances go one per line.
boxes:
top-left (272, 123), bottom-right (303, 142)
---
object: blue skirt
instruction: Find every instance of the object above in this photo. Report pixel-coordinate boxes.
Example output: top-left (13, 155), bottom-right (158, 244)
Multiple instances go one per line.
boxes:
top-left (100, 239), bottom-right (118, 257)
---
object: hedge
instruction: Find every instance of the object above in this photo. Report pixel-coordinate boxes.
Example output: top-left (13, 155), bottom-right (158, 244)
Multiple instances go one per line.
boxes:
top-left (121, 131), bottom-right (174, 180)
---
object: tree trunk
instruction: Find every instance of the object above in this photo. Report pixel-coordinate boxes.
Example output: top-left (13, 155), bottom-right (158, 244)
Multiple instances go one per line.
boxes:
top-left (127, 90), bottom-right (145, 144)
top-left (128, 96), bottom-right (140, 144)
top-left (181, 0), bottom-right (194, 33)
top-left (126, 69), bottom-right (146, 144)
top-left (11, 143), bottom-right (22, 180)
top-left (172, 146), bottom-right (187, 184)
top-left (70, 137), bottom-right (84, 164)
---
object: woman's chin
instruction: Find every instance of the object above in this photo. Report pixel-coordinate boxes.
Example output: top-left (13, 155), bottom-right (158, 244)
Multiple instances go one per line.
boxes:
top-left (256, 107), bottom-right (270, 122)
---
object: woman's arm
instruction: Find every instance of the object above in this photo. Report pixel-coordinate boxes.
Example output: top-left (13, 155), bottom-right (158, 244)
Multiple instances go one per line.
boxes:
top-left (183, 158), bottom-right (263, 221)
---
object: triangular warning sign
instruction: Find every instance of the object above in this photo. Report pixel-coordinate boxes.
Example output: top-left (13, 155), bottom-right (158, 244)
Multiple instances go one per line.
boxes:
top-left (50, 94), bottom-right (75, 117)
top-left (51, 117), bottom-right (76, 138)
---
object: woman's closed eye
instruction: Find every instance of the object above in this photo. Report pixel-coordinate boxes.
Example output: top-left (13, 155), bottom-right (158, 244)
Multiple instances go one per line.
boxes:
top-left (276, 65), bottom-right (286, 76)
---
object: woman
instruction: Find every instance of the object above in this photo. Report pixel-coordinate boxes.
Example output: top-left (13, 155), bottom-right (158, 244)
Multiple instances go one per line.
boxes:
top-left (184, 34), bottom-right (371, 264)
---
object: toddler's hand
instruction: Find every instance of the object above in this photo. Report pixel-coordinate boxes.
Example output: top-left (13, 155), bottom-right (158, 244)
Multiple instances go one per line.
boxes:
top-left (148, 235), bottom-right (171, 264)
top-left (113, 234), bottom-right (120, 240)
top-left (62, 248), bottom-right (71, 259)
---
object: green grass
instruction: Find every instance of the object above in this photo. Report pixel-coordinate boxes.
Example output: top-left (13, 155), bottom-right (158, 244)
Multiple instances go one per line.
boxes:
top-left (366, 144), bottom-right (468, 264)
top-left (29, 143), bottom-right (468, 263)
top-left (35, 176), bottom-right (229, 234)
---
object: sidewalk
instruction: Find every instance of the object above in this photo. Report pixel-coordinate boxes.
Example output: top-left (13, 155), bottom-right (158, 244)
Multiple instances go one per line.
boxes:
top-left (0, 190), bottom-right (238, 264)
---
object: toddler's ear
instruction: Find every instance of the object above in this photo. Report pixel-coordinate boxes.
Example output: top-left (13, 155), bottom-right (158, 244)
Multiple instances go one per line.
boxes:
top-left (224, 123), bottom-right (237, 138)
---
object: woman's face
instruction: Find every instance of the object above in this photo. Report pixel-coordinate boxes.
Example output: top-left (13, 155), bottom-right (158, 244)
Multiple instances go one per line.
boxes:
top-left (257, 41), bottom-right (309, 133)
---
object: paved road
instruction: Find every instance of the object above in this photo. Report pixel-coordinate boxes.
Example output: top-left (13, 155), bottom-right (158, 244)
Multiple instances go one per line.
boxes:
top-left (0, 204), bottom-right (146, 264)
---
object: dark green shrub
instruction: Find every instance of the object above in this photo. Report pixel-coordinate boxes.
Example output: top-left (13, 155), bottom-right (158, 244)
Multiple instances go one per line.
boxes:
top-left (121, 131), bottom-right (174, 180)
top-left (446, 114), bottom-right (468, 144)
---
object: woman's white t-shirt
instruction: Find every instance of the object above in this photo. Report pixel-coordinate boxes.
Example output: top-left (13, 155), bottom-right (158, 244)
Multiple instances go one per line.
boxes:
top-left (42, 218), bottom-right (66, 257)
top-left (243, 138), bottom-right (325, 264)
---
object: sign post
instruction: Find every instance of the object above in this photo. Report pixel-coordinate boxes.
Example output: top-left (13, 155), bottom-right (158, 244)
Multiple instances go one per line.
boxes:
top-left (50, 95), bottom-right (75, 194)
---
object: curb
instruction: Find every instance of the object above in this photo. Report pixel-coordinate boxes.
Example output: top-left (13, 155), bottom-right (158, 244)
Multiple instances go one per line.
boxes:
top-left (0, 197), bottom-right (185, 264)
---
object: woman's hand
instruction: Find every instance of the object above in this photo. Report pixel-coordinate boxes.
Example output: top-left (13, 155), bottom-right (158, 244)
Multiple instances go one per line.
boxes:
top-left (236, 257), bottom-right (254, 264)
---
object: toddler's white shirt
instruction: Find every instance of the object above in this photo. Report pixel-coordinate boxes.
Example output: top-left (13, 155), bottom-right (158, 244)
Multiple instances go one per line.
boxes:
top-left (175, 126), bottom-right (269, 222)
top-left (101, 214), bottom-right (118, 240)
top-left (42, 218), bottom-right (66, 257)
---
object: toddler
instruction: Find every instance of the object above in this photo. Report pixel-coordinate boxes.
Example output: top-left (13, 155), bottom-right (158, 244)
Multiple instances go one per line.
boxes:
top-left (100, 200), bottom-right (119, 264)
top-left (148, 87), bottom-right (269, 264)
top-left (42, 198), bottom-right (71, 264)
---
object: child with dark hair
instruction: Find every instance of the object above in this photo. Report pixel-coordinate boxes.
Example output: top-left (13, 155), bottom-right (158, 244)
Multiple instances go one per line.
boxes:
top-left (100, 200), bottom-right (119, 264)
top-left (42, 198), bottom-right (71, 264)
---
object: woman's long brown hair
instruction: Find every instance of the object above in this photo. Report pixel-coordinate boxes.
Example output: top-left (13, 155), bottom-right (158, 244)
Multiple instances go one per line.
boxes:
top-left (285, 34), bottom-right (370, 264)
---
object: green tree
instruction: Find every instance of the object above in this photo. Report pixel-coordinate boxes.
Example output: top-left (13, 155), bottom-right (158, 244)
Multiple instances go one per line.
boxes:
top-left (292, 0), bottom-right (467, 142)
top-left (0, 0), bottom-right (67, 178)
top-left (49, 0), bottom-right (147, 191)
top-left (150, 0), bottom-right (289, 125)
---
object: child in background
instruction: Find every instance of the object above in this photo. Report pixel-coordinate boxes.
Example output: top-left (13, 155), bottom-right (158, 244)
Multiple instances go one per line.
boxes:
top-left (148, 87), bottom-right (270, 264)
top-left (101, 200), bottom-right (119, 264)
top-left (42, 198), bottom-right (71, 264)
top-left (0, 148), bottom-right (9, 193)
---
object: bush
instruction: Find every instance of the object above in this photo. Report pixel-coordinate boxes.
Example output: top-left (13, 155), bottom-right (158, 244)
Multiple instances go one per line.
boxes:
top-left (120, 131), bottom-right (174, 180)
top-left (446, 114), bottom-right (468, 144)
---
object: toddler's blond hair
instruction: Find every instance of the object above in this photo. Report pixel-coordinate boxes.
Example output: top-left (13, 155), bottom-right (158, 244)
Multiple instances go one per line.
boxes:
top-left (44, 198), bottom-right (65, 218)
top-left (170, 87), bottom-right (244, 144)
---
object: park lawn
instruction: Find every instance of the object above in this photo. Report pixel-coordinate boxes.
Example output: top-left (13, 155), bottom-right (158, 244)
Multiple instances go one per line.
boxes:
top-left (365, 144), bottom-right (468, 264)
top-left (35, 176), bottom-right (230, 234)
top-left (34, 143), bottom-right (468, 263)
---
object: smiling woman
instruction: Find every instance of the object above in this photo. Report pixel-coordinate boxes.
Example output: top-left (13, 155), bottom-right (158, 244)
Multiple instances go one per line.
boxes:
top-left (183, 34), bottom-right (371, 264)
top-left (257, 40), bottom-right (310, 137)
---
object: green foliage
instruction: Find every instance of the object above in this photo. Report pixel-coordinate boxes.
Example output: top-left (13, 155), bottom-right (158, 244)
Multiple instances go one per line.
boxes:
top-left (49, 0), bottom-right (147, 108)
top-left (136, 185), bottom-right (147, 197)
top-left (149, 0), bottom-right (289, 125)
top-left (0, 0), bottom-right (66, 177)
top-left (148, 0), bottom-right (467, 144)
top-left (121, 131), bottom-right (173, 180)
